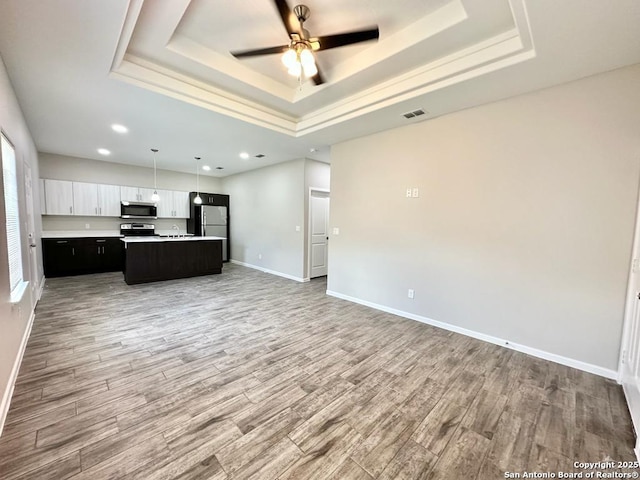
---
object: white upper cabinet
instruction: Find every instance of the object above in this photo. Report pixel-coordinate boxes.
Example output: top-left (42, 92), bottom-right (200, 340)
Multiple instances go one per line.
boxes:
top-left (39, 179), bottom-right (46, 214)
top-left (155, 189), bottom-right (173, 218)
top-left (72, 182), bottom-right (121, 217)
top-left (138, 188), bottom-right (157, 204)
top-left (97, 184), bottom-right (121, 216)
top-left (44, 179), bottom-right (74, 215)
top-left (41, 178), bottom-right (187, 219)
top-left (120, 186), bottom-right (141, 202)
top-left (72, 182), bottom-right (99, 216)
top-left (173, 191), bottom-right (190, 218)
top-left (121, 186), bottom-right (157, 203)
top-left (156, 189), bottom-right (189, 218)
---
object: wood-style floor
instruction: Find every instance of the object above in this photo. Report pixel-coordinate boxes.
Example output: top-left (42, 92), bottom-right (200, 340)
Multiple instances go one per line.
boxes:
top-left (0, 264), bottom-right (635, 479)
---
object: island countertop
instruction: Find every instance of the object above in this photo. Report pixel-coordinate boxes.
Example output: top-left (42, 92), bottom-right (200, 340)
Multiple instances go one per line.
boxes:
top-left (120, 236), bottom-right (224, 243)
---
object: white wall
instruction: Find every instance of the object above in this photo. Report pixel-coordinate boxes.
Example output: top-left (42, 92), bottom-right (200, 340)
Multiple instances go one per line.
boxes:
top-left (0, 56), bottom-right (42, 433)
top-left (328, 64), bottom-right (640, 375)
top-left (222, 159), bottom-right (306, 280)
top-left (39, 153), bottom-right (222, 232)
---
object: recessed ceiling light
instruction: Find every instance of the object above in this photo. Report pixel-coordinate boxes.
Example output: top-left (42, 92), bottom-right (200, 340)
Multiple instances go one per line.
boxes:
top-left (216, 166), bottom-right (224, 170)
top-left (97, 148), bottom-right (111, 156)
top-left (202, 165), bottom-right (211, 171)
top-left (111, 124), bottom-right (128, 134)
top-left (239, 152), bottom-right (250, 159)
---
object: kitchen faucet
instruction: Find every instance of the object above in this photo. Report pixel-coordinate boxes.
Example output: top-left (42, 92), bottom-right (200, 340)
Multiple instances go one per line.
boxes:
top-left (171, 224), bottom-right (180, 238)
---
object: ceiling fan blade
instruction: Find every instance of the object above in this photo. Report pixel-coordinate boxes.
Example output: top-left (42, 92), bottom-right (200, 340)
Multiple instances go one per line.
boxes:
top-left (231, 45), bottom-right (290, 58)
top-left (313, 27), bottom-right (379, 51)
top-left (273, 0), bottom-right (298, 36)
top-left (311, 65), bottom-right (325, 86)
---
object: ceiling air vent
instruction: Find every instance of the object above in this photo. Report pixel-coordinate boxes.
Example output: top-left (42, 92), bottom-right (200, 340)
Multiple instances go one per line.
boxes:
top-left (255, 154), bottom-right (265, 158)
top-left (402, 108), bottom-right (427, 119)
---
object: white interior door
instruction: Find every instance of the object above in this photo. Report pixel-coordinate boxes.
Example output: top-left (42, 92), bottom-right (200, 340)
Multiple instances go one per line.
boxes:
top-left (621, 189), bottom-right (640, 455)
top-left (310, 191), bottom-right (329, 278)
top-left (23, 161), bottom-right (38, 302)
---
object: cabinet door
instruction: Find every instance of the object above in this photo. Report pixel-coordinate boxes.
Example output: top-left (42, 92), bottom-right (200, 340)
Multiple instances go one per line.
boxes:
top-left (173, 191), bottom-right (190, 218)
top-left (155, 189), bottom-right (173, 218)
top-left (120, 186), bottom-right (140, 202)
top-left (138, 188), bottom-right (157, 203)
top-left (72, 182), bottom-right (99, 216)
top-left (102, 238), bottom-right (124, 271)
top-left (42, 238), bottom-right (84, 276)
top-left (94, 238), bottom-right (123, 271)
top-left (98, 184), bottom-right (121, 216)
top-left (44, 179), bottom-right (74, 215)
top-left (75, 239), bottom-right (101, 272)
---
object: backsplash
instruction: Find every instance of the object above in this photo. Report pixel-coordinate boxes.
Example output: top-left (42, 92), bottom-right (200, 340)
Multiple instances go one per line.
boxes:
top-left (42, 216), bottom-right (187, 233)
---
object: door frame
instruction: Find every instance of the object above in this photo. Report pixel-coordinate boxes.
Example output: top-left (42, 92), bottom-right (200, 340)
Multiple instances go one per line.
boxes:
top-left (307, 187), bottom-right (330, 280)
top-left (22, 159), bottom-right (39, 304)
top-left (619, 173), bottom-right (640, 458)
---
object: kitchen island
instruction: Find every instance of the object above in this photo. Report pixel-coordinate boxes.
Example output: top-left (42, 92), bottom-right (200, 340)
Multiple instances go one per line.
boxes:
top-left (121, 236), bottom-right (224, 285)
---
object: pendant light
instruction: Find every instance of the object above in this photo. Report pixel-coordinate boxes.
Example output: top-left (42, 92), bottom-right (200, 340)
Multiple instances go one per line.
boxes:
top-left (150, 148), bottom-right (160, 202)
top-left (194, 156), bottom-right (202, 205)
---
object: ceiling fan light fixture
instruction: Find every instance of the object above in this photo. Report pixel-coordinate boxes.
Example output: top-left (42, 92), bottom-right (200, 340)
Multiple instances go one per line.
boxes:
top-left (282, 49), bottom-right (297, 68)
top-left (287, 61), bottom-right (302, 77)
top-left (302, 60), bottom-right (317, 77)
top-left (299, 48), bottom-right (314, 67)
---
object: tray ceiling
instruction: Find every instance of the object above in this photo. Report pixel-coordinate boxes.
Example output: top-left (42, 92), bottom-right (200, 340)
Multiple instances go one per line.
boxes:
top-left (0, 0), bottom-right (638, 175)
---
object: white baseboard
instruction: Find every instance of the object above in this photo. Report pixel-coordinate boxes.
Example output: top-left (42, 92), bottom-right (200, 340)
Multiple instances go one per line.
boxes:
top-left (230, 259), bottom-right (309, 283)
top-left (326, 290), bottom-right (618, 380)
top-left (0, 307), bottom-right (36, 437)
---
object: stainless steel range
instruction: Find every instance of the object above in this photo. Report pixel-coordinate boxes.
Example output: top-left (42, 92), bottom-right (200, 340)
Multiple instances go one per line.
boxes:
top-left (120, 223), bottom-right (157, 237)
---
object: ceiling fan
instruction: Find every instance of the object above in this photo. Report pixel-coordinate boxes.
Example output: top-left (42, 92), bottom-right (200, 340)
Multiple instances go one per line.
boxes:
top-left (230, 0), bottom-right (379, 86)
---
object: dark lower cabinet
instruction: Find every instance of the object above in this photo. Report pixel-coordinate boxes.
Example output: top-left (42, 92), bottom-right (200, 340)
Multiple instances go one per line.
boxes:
top-left (123, 239), bottom-right (222, 285)
top-left (43, 238), bottom-right (123, 277)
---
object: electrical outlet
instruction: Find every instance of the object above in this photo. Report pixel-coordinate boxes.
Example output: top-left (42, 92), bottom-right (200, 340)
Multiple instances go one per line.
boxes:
top-left (412, 188), bottom-right (419, 198)
top-left (332, 227), bottom-right (340, 235)
top-left (408, 289), bottom-right (415, 299)
top-left (85, 223), bottom-right (90, 229)
top-left (258, 253), bottom-right (262, 260)
top-left (406, 188), bottom-right (412, 198)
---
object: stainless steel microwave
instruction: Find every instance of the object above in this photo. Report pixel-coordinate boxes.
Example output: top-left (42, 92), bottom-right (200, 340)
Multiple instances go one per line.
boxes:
top-left (120, 201), bottom-right (157, 219)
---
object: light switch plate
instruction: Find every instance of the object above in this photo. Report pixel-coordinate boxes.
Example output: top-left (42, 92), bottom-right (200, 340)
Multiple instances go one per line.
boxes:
top-left (412, 188), bottom-right (419, 198)
top-left (295, 225), bottom-right (300, 232)
top-left (406, 188), bottom-right (412, 198)
top-left (332, 227), bottom-right (340, 235)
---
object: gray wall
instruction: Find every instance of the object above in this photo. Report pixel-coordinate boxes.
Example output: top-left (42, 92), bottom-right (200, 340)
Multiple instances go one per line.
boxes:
top-left (328, 64), bottom-right (640, 373)
top-left (222, 159), bottom-right (306, 280)
top-left (0, 56), bottom-right (42, 431)
top-left (39, 153), bottom-right (222, 233)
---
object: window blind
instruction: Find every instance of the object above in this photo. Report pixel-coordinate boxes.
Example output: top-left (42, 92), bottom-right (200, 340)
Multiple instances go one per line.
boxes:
top-left (2, 133), bottom-right (23, 294)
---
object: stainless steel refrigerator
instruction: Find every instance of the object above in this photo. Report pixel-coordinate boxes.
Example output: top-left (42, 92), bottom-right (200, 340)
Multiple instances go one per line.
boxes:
top-left (201, 206), bottom-right (228, 261)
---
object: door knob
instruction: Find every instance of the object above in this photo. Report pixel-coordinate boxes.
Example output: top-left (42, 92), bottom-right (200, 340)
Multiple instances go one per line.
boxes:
top-left (637, 292), bottom-right (640, 300)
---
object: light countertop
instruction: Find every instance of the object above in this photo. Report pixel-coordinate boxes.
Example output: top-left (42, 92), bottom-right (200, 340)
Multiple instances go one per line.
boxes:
top-left (42, 231), bottom-right (123, 238)
top-left (155, 231), bottom-right (194, 237)
top-left (121, 236), bottom-right (224, 243)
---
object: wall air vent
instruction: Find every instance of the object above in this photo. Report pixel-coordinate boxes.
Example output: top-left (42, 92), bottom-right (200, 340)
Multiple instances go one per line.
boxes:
top-left (255, 154), bottom-right (265, 158)
top-left (402, 108), bottom-right (427, 119)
